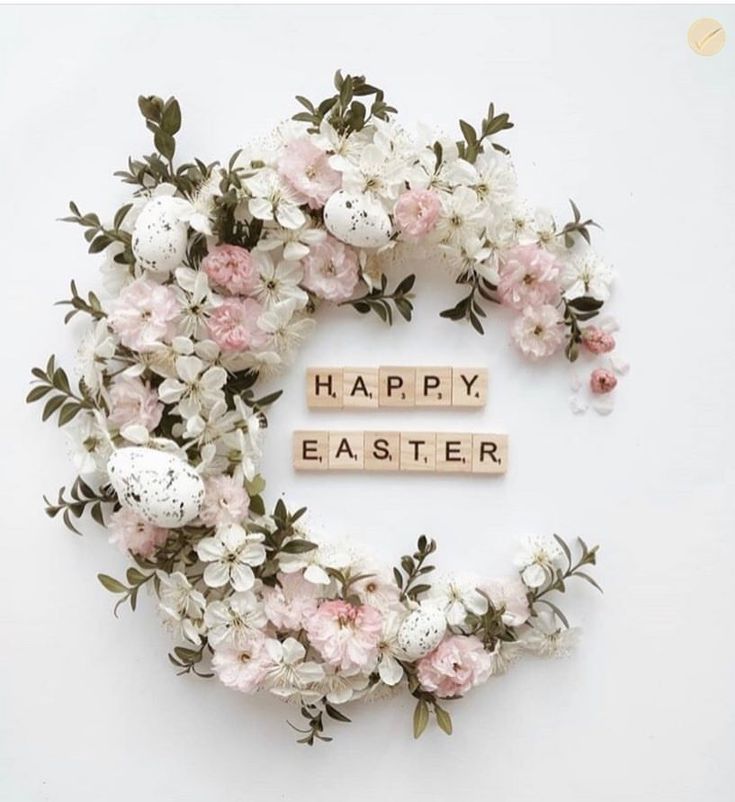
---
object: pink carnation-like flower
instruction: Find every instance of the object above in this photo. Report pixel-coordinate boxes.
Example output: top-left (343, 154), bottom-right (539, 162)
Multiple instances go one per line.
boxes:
top-left (211, 634), bottom-right (269, 693)
top-left (582, 326), bottom-right (616, 354)
top-left (416, 635), bottom-right (494, 698)
top-left (207, 298), bottom-right (268, 352)
top-left (394, 189), bottom-right (441, 240)
top-left (202, 244), bottom-right (259, 296)
top-left (301, 235), bottom-right (359, 302)
top-left (590, 368), bottom-right (618, 394)
top-left (107, 375), bottom-right (163, 432)
top-left (108, 277), bottom-right (180, 352)
top-left (263, 572), bottom-right (319, 631)
top-left (498, 245), bottom-right (561, 310)
top-left (108, 507), bottom-right (168, 558)
top-left (511, 304), bottom-right (565, 360)
top-left (278, 137), bottom-right (341, 210)
top-left (199, 475), bottom-right (250, 528)
top-left (305, 599), bottom-right (382, 673)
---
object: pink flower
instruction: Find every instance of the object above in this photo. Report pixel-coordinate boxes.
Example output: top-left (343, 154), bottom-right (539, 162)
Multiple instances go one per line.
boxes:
top-left (199, 475), bottom-right (250, 528)
top-left (305, 599), bottom-right (382, 673)
top-left (590, 368), bottom-right (618, 394)
top-left (481, 576), bottom-right (530, 627)
top-left (207, 298), bottom-right (268, 352)
top-left (202, 244), bottom-right (259, 296)
top-left (394, 189), bottom-right (441, 240)
top-left (511, 304), bottom-right (565, 360)
top-left (498, 245), bottom-right (561, 310)
top-left (416, 635), bottom-right (494, 698)
top-left (582, 326), bottom-right (616, 354)
top-left (108, 507), bottom-right (168, 558)
top-left (263, 572), bottom-right (319, 631)
top-left (278, 137), bottom-right (341, 210)
top-left (301, 235), bottom-right (359, 302)
top-left (108, 278), bottom-right (180, 352)
top-left (211, 634), bottom-right (269, 693)
top-left (108, 376), bottom-right (163, 432)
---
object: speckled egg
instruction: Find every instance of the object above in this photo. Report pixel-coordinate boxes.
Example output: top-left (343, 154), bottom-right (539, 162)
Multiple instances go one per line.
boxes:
top-left (132, 196), bottom-right (189, 273)
top-left (106, 447), bottom-right (204, 528)
top-left (397, 604), bottom-right (447, 660)
top-left (323, 190), bottom-right (393, 248)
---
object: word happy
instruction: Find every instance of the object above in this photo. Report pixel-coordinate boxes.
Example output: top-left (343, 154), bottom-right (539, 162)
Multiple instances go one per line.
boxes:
top-left (294, 431), bottom-right (508, 474)
top-left (307, 367), bottom-right (488, 408)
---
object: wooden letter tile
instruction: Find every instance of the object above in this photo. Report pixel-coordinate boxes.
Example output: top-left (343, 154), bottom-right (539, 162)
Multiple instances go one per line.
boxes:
top-left (435, 432), bottom-right (473, 473)
top-left (415, 367), bottom-right (452, 407)
top-left (363, 431), bottom-right (400, 471)
top-left (452, 368), bottom-right (488, 407)
top-left (307, 368), bottom-right (343, 409)
top-left (471, 434), bottom-right (508, 474)
top-left (293, 431), bottom-right (329, 471)
top-left (328, 431), bottom-right (364, 470)
top-left (400, 432), bottom-right (436, 472)
top-left (379, 367), bottom-right (416, 407)
top-left (343, 367), bottom-right (379, 408)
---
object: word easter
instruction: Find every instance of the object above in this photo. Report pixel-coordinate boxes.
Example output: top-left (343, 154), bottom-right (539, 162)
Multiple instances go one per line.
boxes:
top-left (306, 367), bottom-right (487, 409)
top-left (293, 431), bottom-right (508, 474)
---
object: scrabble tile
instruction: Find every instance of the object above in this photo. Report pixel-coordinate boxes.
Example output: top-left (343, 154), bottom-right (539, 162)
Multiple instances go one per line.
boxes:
top-left (307, 368), bottom-right (343, 408)
top-left (435, 432), bottom-right (473, 473)
top-left (379, 366), bottom-right (416, 407)
top-left (400, 432), bottom-right (436, 472)
top-left (363, 431), bottom-right (400, 471)
top-left (415, 367), bottom-right (452, 407)
top-left (452, 368), bottom-right (488, 407)
top-left (343, 367), bottom-right (379, 408)
top-left (471, 434), bottom-right (508, 474)
top-left (328, 431), bottom-right (364, 470)
top-left (293, 431), bottom-right (329, 471)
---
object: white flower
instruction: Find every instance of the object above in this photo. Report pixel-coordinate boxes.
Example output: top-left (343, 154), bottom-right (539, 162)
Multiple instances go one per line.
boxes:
top-left (561, 251), bottom-right (614, 301)
top-left (314, 119), bottom-right (374, 172)
top-left (183, 398), bottom-right (238, 446)
top-left (522, 610), bottom-right (581, 657)
top-left (196, 524), bottom-right (266, 591)
top-left (158, 355), bottom-right (227, 419)
top-left (173, 267), bottom-right (217, 339)
top-left (263, 637), bottom-right (325, 698)
top-left (218, 396), bottom-right (263, 481)
top-left (340, 143), bottom-right (404, 203)
top-left (256, 299), bottom-right (315, 360)
top-left (278, 539), bottom-right (351, 585)
top-left (256, 221), bottom-right (326, 262)
top-left (156, 570), bottom-right (206, 644)
top-left (76, 320), bottom-right (116, 394)
top-left (435, 186), bottom-right (486, 247)
top-left (351, 570), bottom-right (401, 611)
top-left (177, 173), bottom-right (221, 235)
top-left (511, 304), bottom-right (565, 360)
top-left (514, 535), bottom-right (564, 589)
top-left (469, 151), bottom-right (517, 207)
top-left (251, 252), bottom-right (308, 308)
top-left (204, 591), bottom-right (267, 648)
top-left (246, 169), bottom-right (306, 230)
top-left (375, 612), bottom-right (405, 686)
top-left (65, 412), bottom-right (112, 478)
top-left (315, 666), bottom-right (371, 705)
top-left (426, 574), bottom-right (489, 627)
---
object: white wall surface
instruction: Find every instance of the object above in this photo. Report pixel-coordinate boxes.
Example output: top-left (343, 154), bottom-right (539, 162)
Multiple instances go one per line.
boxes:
top-left (1, 4), bottom-right (734, 801)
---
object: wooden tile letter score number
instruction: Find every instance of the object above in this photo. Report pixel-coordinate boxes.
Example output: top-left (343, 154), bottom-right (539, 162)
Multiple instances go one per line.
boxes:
top-left (295, 366), bottom-right (507, 475)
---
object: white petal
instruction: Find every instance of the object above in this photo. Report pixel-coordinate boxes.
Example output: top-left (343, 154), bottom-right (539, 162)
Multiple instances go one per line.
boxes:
top-left (230, 563), bottom-right (255, 592)
top-left (203, 561), bottom-right (230, 588)
top-left (378, 655), bottom-right (404, 686)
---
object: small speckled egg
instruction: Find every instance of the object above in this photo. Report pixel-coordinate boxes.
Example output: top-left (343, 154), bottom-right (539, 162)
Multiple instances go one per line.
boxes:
top-left (397, 604), bottom-right (447, 660)
top-left (107, 447), bottom-right (204, 529)
top-left (323, 190), bottom-right (393, 248)
top-left (132, 196), bottom-right (189, 273)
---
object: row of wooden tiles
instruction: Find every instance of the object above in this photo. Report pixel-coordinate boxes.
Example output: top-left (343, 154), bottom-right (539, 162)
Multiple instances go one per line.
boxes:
top-left (307, 367), bottom-right (488, 408)
top-left (293, 431), bottom-right (507, 474)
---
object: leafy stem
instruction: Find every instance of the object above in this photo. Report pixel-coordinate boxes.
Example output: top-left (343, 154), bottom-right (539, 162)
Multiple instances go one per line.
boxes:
top-left (456, 102), bottom-right (514, 162)
top-left (393, 535), bottom-right (437, 602)
top-left (55, 280), bottom-right (107, 324)
top-left (558, 199), bottom-right (601, 248)
top-left (98, 567), bottom-right (156, 617)
top-left (439, 273), bottom-right (497, 335)
top-left (27, 355), bottom-right (98, 426)
top-left (562, 296), bottom-right (604, 361)
top-left (342, 273), bottom-right (415, 325)
top-left (288, 701), bottom-right (351, 745)
top-left (43, 478), bottom-right (117, 535)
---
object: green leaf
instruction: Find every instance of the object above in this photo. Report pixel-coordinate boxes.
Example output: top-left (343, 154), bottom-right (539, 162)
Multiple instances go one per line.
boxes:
top-left (57, 402), bottom-right (81, 427)
top-left (434, 705), bottom-right (453, 735)
top-left (154, 129), bottom-right (175, 161)
top-left (459, 119), bottom-right (478, 146)
top-left (574, 571), bottom-right (603, 593)
top-left (413, 699), bottom-right (430, 739)
top-left (98, 574), bottom-right (128, 594)
top-left (161, 98), bottom-right (181, 135)
top-left (26, 385), bottom-right (52, 403)
top-left (42, 395), bottom-right (65, 421)
top-left (280, 539), bottom-right (318, 554)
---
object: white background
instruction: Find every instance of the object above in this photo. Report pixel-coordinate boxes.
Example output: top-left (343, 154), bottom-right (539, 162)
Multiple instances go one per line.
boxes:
top-left (1, 4), bottom-right (734, 801)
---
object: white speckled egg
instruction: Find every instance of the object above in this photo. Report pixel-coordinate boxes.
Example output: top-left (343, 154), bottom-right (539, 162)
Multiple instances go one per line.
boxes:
top-left (107, 447), bottom-right (204, 528)
top-left (397, 604), bottom-right (447, 660)
top-left (323, 190), bottom-right (393, 248)
top-left (132, 196), bottom-right (189, 273)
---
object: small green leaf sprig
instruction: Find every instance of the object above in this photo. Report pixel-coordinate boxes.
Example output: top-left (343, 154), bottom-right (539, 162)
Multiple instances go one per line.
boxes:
top-left (342, 273), bottom-right (415, 325)
top-left (456, 102), bottom-right (515, 161)
top-left (27, 355), bottom-right (98, 426)
top-left (44, 478), bottom-right (117, 535)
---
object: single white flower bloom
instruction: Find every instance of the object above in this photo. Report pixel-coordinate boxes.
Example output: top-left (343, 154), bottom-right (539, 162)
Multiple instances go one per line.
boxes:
top-left (340, 143), bottom-right (404, 203)
top-left (65, 412), bottom-right (112, 478)
top-left (246, 169), bottom-right (306, 230)
top-left (435, 186), bottom-right (486, 247)
top-left (218, 396), bottom-right (264, 481)
top-left (561, 251), bottom-right (614, 301)
top-left (375, 612), bottom-right (405, 686)
top-left (251, 251), bottom-right (308, 308)
top-left (427, 574), bottom-right (489, 627)
top-left (278, 539), bottom-right (350, 585)
top-left (76, 320), bottom-right (116, 394)
top-left (256, 298), bottom-right (315, 359)
top-left (522, 610), bottom-right (581, 657)
top-left (315, 667), bottom-right (371, 705)
top-left (196, 524), bottom-right (266, 591)
top-left (158, 355), bottom-right (227, 419)
top-left (177, 173), bottom-right (221, 236)
top-left (156, 570), bottom-right (206, 644)
top-left (263, 637), bottom-right (325, 698)
top-left (256, 221), bottom-right (326, 262)
top-left (514, 535), bottom-right (564, 589)
top-left (203, 591), bottom-right (267, 649)
top-left (469, 151), bottom-right (517, 207)
top-left (173, 267), bottom-right (217, 339)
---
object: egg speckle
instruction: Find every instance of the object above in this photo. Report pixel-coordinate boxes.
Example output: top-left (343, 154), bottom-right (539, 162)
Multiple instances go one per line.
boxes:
top-left (107, 447), bottom-right (204, 528)
top-left (397, 604), bottom-right (447, 660)
top-left (323, 190), bottom-right (393, 248)
top-left (132, 196), bottom-right (189, 273)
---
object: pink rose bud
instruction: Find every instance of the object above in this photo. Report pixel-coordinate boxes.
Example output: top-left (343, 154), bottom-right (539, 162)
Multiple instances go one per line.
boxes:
top-left (581, 326), bottom-right (616, 354)
top-left (590, 368), bottom-right (618, 394)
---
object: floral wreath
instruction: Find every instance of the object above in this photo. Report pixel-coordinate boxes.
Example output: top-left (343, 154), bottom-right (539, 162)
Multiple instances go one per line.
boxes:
top-left (28, 72), bottom-right (610, 744)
